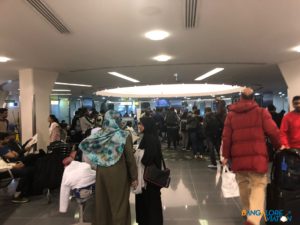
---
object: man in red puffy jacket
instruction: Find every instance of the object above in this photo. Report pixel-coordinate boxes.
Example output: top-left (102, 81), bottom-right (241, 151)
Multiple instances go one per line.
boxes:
top-left (221, 88), bottom-right (280, 225)
top-left (280, 96), bottom-right (300, 149)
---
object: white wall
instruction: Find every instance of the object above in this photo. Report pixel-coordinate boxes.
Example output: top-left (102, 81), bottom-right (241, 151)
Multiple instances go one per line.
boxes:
top-left (279, 59), bottom-right (300, 110)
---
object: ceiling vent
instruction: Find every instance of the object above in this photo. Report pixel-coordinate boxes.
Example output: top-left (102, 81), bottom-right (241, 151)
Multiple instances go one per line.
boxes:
top-left (185, 0), bottom-right (198, 28)
top-left (26, 0), bottom-right (70, 34)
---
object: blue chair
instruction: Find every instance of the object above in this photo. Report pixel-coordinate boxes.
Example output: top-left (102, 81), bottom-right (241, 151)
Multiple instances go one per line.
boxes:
top-left (72, 184), bottom-right (95, 225)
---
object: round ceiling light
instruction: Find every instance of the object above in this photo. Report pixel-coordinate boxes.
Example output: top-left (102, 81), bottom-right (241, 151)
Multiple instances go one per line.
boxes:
top-left (145, 30), bottom-right (170, 41)
top-left (153, 54), bottom-right (172, 62)
top-left (97, 84), bottom-right (244, 98)
top-left (0, 56), bottom-right (11, 63)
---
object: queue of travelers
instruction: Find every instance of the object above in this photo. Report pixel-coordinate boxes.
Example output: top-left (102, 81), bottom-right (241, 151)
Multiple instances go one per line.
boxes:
top-left (0, 88), bottom-right (299, 225)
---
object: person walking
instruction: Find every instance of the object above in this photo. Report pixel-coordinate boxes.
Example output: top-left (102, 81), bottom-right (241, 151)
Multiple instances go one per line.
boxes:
top-left (135, 117), bottom-right (163, 225)
top-left (204, 107), bottom-right (223, 168)
top-left (48, 114), bottom-right (61, 143)
top-left (79, 110), bottom-right (138, 225)
top-left (221, 88), bottom-right (281, 225)
top-left (165, 107), bottom-right (179, 150)
top-left (280, 96), bottom-right (300, 149)
top-left (187, 107), bottom-right (203, 158)
top-left (180, 110), bottom-right (189, 150)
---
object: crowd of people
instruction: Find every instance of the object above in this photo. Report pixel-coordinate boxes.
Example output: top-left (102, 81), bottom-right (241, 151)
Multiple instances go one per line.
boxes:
top-left (0, 87), bottom-right (299, 225)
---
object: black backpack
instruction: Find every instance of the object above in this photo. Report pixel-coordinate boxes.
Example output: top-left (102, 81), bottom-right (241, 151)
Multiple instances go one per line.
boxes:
top-left (205, 114), bottom-right (222, 137)
top-left (165, 112), bottom-right (178, 126)
top-left (271, 149), bottom-right (300, 190)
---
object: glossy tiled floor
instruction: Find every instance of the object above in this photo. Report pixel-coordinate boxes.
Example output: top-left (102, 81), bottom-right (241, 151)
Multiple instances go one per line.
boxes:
top-left (0, 147), bottom-right (245, 225)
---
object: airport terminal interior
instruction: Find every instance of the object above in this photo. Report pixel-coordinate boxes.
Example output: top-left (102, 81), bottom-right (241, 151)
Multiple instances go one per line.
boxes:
top-left (0, 1), bottom-right (300, 225)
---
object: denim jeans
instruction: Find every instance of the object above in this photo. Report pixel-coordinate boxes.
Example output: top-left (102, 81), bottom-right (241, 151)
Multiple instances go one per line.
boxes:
top-left (190, 131), bottom-right (204, 156)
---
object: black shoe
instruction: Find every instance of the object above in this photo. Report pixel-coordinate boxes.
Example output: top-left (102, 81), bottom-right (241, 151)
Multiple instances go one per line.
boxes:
top-left (12, 196), bottom-right (29, 204)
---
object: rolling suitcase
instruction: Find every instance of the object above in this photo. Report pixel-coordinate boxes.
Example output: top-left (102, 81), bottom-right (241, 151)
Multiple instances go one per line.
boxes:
top-left (266, 183), bottom-right (300, 225)
top-left (266, 149), bottom-right (300, 224)
top-left (271, 149), bottom-right (300, 190)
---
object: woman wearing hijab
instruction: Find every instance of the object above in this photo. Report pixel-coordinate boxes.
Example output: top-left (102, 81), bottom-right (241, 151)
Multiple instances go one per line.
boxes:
top-left (136, 117), bottom-right (163, 225)
top-left (48, 114), bottom-right (61, 143)
top-left (79, 110), bottom-right (138, 225)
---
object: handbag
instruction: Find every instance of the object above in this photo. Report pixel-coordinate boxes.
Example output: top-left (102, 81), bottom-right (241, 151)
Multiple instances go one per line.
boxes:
top-left (144, 157), bottom-right (171, 188)
top-left (221, 165), bottom-right (240, 198)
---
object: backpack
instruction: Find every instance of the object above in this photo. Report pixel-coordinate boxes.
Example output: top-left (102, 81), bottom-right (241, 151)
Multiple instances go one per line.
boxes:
top-left (204, 114), bottom-right (222, 137)
top-left (180, 119), bottom-right (187, 131)
top-left (271, 149), bottom-right (300, 190)
top-left (165, 112), bottom-right (178, 126)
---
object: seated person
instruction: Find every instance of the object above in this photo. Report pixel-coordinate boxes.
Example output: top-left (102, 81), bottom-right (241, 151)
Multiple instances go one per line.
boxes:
top-left (0, 133), bottom-right (34, 203)
top-left (1, 132), bottom-right (44, 167)
top-left (59, 153), bottom-right (96, 213)
top-left (6, 132), bottom-right (33, 157)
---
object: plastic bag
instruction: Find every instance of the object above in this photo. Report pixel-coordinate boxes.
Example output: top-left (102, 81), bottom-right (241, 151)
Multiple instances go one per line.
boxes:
top-left (221, 165), bottom-right (240, 198)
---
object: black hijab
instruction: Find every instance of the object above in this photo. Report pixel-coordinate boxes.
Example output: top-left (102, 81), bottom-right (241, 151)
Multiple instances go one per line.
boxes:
top-left (139, 117), bottom-right (162, 167)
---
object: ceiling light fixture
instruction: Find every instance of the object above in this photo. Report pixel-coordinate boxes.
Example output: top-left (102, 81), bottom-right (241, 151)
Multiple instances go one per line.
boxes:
top-left (55, 82), bottom-right (92, 87)
top-left (292, 46), bottom-right (300, 52)
top-left (153, 55), bottom-right (172, 62)
top-left (0, 56), bottom-right (12, 63)
top-left (97, 84), bottom-right (244, 98)
top-left (52, 89), bottom-right (71, 92)
top-left (195, 68), bottom-right (224, 81)
top-left (51, 93), bottom-right (72, 96)
top-left (108, 72), bottom-right (140, 83)
top-left (254, 93), bottom-right (260, 96)
top-left (145, 30), bottom-right (170, 41)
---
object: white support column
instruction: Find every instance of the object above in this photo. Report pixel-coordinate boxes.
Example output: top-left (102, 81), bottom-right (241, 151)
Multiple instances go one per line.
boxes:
top-left (278, 59), bottom-right (300, 111)
top-left (19, 69), bottom-right (58, 150)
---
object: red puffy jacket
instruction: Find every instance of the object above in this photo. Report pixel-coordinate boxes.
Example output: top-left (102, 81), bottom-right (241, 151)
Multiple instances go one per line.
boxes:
top-left (222, 100), bottom-right (280, 173)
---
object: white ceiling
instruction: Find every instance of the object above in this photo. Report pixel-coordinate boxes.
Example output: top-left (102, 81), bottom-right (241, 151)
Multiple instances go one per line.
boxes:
top-left (1, 0), bottom-right (299, 96)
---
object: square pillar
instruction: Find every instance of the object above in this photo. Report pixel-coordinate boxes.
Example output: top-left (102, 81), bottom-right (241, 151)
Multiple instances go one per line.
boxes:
top-left (19, 69), bottom-right (58, 150)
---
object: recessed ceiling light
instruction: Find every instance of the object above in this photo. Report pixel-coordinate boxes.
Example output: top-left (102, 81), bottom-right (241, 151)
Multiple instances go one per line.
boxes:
top-left (55, 82), bottom-right (92, 87)
top-left (52, 89), bottom-right (71, 92)
top-left (292, 46), bottom-right (300, 52)
top-left (278, 92), bottom-right (282, 95)
top-left (254, 93), bottom-right (260, 96)
top-left (195, 68), bottom-right (224, 81)
top-left (108, 72), bottom-right (140, 83)
top-left (0, 56), bottom-right (11, 63)
top-left (145, 30), bottom-right (170, 41)
top-left (153, 55), bottom-right (172, 62)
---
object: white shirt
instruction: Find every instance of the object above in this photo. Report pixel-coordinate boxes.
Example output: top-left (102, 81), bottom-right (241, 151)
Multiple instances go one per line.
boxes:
top-left (59, 161), bottom-right (96, 213)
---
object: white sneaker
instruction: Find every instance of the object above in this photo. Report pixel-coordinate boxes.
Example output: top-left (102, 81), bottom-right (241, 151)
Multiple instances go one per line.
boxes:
top-left (194, 155), bottom-right (198, 159)
top-left (208, 164), bottom-right (218, 169)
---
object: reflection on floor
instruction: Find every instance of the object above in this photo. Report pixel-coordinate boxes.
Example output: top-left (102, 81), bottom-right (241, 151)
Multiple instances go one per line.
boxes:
top-left (0, 148), bottom-right (245, 225)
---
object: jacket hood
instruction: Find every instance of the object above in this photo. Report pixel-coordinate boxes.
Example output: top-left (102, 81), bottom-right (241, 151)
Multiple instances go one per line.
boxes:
top-left (228, 100), bottom-right (258, 113)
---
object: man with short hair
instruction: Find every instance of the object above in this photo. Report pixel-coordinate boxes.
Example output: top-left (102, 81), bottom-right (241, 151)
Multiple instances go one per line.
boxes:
top-left (280, 96), bottom-right (300, 149)
top-left (204, 107), bottom-right (223, 168)
top-left (222, 88), bottom-right (280, 225)
top-left (267, 104), bottom-right (285, 128)
top-left (0, 108), bottom-right (9, 132)
top-left (0, 132), bottom-right (34, 203)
